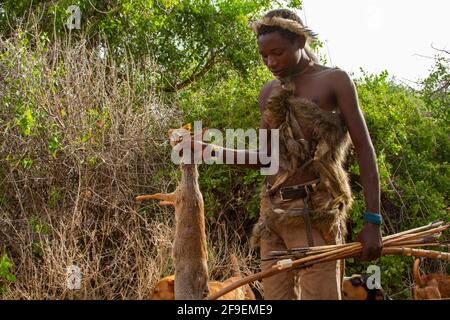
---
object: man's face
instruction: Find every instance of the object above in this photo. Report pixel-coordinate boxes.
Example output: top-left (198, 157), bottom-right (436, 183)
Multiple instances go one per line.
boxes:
top-left (257, 32), bottom-right (302, 78)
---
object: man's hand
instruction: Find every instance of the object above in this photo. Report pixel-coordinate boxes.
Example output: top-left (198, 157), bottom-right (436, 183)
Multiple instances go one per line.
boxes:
top-left (356, 223), bottom-right (383, 261)
top-left (172, 127), bottom-right (208, 163)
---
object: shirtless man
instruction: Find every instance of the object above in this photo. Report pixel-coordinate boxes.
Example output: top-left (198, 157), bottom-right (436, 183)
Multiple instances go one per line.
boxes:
top-left (191, 8), bottom-right (382, 300)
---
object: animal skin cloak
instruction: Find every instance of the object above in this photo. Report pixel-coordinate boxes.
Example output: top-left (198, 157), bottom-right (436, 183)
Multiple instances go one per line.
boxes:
top-left (252, 80), bottom-right (353, 246)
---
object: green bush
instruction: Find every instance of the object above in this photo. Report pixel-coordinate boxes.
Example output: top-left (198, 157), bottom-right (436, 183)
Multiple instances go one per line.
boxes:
top-left (175, 66), bottom-right (271, 238)
top-left (345, 65), bottom-right (449, 297)
top-left (0, 253), bottom-right (16, 295)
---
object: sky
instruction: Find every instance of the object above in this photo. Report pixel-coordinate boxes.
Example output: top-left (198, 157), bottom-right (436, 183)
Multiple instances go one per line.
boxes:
top-left (298, 0), bottom-right (449, 86)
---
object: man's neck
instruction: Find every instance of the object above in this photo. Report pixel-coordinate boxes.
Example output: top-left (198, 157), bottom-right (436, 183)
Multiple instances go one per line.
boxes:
top-left (290, 52), bottom-right (314, 79)
top-left (292, 50), bottom-right (311, 76)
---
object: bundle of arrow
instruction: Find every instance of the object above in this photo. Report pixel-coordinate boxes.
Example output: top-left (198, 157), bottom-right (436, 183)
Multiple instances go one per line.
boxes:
top-left (205, 220), bottom-right (449, 300)
top-left (264, 220), bottom-right (449, 263)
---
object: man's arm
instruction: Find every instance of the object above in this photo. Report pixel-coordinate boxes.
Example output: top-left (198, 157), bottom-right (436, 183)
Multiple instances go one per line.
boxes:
top-left (334, 71), bottom-right (380, 213)
top-left (333, 70), bottom-right (383, 261)
top-left (191, 81), bottom-right (274, 169)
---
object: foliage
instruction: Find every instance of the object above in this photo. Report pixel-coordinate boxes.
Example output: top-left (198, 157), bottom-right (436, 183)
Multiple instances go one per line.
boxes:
top-left (0, 253), bottom-right (16, 295)
top-left (0, 0), bottom-right (274, 92)
top-left (345, 63), bottom-right (449, 297)
top-left (176, 65), bottom-right (271, 225)
top-left (352, 69), bottom-right (448, 229)
top-left (420, 53), bottom-right (450, 124)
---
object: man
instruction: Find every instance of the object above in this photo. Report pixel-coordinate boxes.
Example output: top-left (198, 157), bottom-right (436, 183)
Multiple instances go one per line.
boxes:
top-left (191, 8), bottom-right (382, 300)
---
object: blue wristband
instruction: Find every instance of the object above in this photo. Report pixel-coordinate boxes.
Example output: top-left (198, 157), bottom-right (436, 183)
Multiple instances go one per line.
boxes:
top-left (364, 212), bottom-right (382, 225)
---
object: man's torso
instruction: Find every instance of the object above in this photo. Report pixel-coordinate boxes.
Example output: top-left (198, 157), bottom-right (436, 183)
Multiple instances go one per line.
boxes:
top-left (260, 65), bottom-right (344, 187)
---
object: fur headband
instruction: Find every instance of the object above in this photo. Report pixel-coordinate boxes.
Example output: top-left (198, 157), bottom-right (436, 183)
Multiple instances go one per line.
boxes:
top-left (250, 16), bottom-right (318, 43)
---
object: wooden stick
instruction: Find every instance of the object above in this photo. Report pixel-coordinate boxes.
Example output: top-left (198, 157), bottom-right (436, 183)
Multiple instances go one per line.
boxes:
top-left (383, 225), bottom-right (447, 245)
top-left (206, 244), bottom-right (359, 300)
top-left (264, 243), bottom-right (359, 261)
top-left (382, 221), bottom-right (444, 241)
top-left (383, 247), bottom-right (450, 260)
top-left (205, 246), bottom-right (450, 300)
top-left (207, 222), bottom-right (449, 299)
top-left (266, 235), bottom-right (446, 260)
top-left (267, 222), bottom-right (448, 259)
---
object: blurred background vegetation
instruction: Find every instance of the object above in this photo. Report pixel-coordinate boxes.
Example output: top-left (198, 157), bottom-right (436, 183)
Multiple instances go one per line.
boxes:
top-left (0, 0), bottom-right (448, 299)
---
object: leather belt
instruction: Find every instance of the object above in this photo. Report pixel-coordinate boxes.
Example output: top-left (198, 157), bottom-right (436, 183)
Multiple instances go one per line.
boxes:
top-left (266, 179), bottom-right (320, 247)
top-left (268, 179), bottom-right (320, 202)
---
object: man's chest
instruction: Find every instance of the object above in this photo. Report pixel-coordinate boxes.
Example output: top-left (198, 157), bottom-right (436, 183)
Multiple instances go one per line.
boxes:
top-left (292, 78), bottom-right (338, 113)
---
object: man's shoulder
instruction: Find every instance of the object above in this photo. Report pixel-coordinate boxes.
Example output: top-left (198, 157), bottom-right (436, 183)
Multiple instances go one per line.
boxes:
top-left (319, 65), bottom-right (352, 85)
top-left (330, 68), bottom-right (357, 98)
top-left (312, 64), bottom-right (348, 80)
top-left (312, 65), bottom-right (353, 95)
top-left (260, 79), bottom-right (277, 95)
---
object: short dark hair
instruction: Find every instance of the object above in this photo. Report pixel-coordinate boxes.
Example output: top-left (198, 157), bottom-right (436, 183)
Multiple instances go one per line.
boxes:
top-left (257, 9), bottom-right (305, 43)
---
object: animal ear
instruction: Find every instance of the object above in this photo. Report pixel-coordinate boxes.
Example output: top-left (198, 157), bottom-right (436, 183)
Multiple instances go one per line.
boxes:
top-left (182, 123), bottom-right (192, 132)
top-left (375, 290), bottom-right (385, 300)
top-left (350, 275), bottom-right (363, 286)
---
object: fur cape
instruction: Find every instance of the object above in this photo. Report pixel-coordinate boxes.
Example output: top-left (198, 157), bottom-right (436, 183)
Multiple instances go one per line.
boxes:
top-left (252, 80), bottom-right (353, 246)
